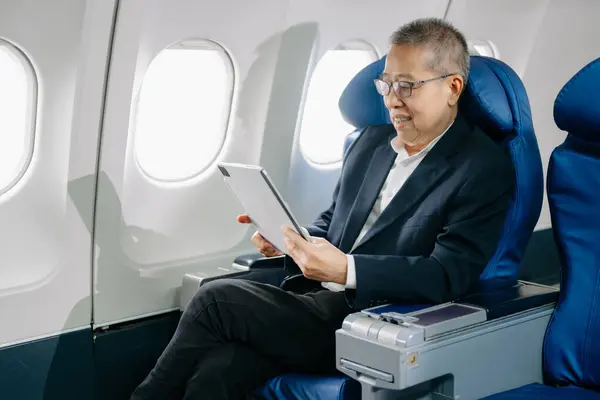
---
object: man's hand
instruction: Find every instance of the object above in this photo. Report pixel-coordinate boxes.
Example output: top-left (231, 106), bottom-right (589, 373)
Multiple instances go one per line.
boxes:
top-left (237, 214), bottom-right (283, 257)
top-left (282, 226), bottom-right (348, 284)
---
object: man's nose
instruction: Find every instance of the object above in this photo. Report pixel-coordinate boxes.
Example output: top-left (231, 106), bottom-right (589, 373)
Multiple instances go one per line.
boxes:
top-left (385, 92), bottom-right (405, 109)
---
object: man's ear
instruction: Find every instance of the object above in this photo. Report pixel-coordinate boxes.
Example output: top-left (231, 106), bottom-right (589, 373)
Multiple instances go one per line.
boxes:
top-left (448, 75), bottom-right (464, 106)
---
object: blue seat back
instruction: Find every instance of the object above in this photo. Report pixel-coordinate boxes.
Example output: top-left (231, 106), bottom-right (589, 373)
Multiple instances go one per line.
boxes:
top-left (543, 57), bottom-right (600, 389)
top-left (338, 55), bottom-right (543, 282)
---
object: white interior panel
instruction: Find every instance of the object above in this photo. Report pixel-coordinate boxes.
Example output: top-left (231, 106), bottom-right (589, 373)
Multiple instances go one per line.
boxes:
top-left (520, 0), bottom-right (600, 229)
top-left (95, 0), bottom-right (295, 326)
top-left (0, 0), bottom-right (115, 347)
top-left (286, 0), bottom-right (450, 225)
top-left (446, 0), bottom-right (551, 78)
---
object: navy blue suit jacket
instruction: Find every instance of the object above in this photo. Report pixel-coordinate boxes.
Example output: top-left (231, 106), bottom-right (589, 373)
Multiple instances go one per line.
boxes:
top-left (300, 114), bottom-right (515, 310)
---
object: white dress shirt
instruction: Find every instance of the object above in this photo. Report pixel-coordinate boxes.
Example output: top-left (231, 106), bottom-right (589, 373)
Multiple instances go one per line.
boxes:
top-left (320, 122), bottom-right (453, 292)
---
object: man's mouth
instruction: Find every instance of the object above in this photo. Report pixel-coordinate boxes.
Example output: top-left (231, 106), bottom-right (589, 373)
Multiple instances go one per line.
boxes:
top-left (393, 116), bottom-right (412, 124)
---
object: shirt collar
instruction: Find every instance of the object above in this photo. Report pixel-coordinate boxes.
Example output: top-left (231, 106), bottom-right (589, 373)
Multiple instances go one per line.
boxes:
top-left (390, 120), bottom-right (454, 158)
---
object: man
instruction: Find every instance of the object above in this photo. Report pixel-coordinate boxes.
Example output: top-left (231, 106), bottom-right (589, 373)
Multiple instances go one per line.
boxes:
top-left (131, 17), bottom-right (514, 399)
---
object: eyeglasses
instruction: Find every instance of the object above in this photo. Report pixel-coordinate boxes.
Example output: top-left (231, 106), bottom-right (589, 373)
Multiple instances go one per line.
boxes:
top-left (373, 73), bottom-right (455, 99)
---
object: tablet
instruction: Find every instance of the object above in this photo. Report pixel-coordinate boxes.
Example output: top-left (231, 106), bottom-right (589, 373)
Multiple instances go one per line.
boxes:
top-left (217, 162), bottom-right (309, 254)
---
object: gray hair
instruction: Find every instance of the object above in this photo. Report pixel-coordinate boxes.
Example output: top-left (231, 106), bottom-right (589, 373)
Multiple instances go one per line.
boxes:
top-left (390, 18), bottom-right (470, 81)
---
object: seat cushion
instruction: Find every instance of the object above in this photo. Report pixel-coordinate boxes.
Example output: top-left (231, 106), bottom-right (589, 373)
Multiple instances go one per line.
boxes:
top-left (255, 374), bottom-right (360, 400)
top-left (484, 383), bottom-right (600, 399)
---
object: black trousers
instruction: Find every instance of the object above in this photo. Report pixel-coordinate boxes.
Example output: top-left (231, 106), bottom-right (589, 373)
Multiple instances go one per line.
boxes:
top-left (130, 268), bottom-right (353, 400)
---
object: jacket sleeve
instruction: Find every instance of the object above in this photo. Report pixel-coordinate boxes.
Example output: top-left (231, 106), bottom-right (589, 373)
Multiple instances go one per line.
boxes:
top-left (349, 161), bottom-right (515, 309)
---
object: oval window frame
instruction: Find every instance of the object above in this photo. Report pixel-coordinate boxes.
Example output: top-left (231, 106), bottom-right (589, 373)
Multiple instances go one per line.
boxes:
top-left (468, 39), bottom-right (500, 59)
top-left (132, 38), bottom-right (235, 183)
top-left (0, 39), bottom-right (38, 197)
top-left (297, 40), bottom-right (379, 166)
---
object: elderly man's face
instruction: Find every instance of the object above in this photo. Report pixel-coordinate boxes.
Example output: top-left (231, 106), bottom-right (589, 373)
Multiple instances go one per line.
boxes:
top-left (381, 44), bottom-right (459, 145)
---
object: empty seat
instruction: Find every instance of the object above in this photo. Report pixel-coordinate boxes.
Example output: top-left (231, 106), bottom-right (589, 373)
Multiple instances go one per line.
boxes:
top-left (484, 57), bottom-right (600, 399)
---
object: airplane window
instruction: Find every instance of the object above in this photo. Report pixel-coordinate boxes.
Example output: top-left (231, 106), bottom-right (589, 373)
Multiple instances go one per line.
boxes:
top-left (468, 39), bottom-right (500, 59)
top-left (0, 40), bottom-right (36, 195)
top-left (134, 40), bottom-right (234, 181)
top-left (298, 44), bottom-right (378, 165)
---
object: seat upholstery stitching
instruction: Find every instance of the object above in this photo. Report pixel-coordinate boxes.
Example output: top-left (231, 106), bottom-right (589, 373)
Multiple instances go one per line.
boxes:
top-left (555, 60), bottom-right (600, 111)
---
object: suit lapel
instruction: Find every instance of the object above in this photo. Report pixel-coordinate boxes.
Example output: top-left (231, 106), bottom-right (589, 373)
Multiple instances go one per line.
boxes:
top-left (350, 115), bottom-right (468, 251)
top-left (336, 139), bottom-right (397, 253)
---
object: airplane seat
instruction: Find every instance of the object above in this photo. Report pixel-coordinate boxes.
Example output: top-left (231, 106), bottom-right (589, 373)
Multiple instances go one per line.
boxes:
top-left (343, 129), bottom-right (360, 157)
top-left (483, 57), bottom-right (600, 399)
top-left (340, 57), bottom-right (392, 157)
top-left (339, 55), bottom-right (544, 282)
top-left (254, 55), bottom-right (546, 400)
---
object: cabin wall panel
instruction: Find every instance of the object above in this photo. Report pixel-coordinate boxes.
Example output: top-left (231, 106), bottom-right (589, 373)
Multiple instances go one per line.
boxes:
top-left (519, 0), bottom-right (600, 230)
top-left (94, 0), bottom-right (295, 326)
top-left (0, 0), bottom-right (115, 347)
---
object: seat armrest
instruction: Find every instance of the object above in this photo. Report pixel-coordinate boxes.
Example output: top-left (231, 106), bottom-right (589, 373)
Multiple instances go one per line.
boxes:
top-left (181, 254), bottom-right (292, 310)
top-left (457, 280), bottom-right (559, 319)
top-left (336, 281), bottom-right (559, 399)
top-left (181, 270), bottom-right (250, 310)
top-left (233, 253), bottom-right (286, 270)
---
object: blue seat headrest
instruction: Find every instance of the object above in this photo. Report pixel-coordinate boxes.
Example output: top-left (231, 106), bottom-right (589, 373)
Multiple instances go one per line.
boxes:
top-left (460, 57), bottom-right (513, 142)
top-left (338, 58), bottom-right (391, 127)
top-left (553, 57), bottom-right (600, 142)
top-left (339, 55), bottom-right (516, 143)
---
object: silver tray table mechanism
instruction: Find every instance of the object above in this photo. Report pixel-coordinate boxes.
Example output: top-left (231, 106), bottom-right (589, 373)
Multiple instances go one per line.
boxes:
top-left (336, 281), bottom-right (559, 400)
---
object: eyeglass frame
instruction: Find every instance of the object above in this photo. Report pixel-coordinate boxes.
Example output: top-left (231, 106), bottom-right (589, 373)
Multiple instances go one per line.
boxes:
top-left (373, 73), bottom-right (457, 98)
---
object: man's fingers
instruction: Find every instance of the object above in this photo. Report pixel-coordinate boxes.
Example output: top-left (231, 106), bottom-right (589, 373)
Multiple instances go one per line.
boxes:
top-left (237, 214), bottom-right (252, 224)
top-left (311, 237), bottom-right (327, 246)
top-left (251, 233), bottom-right (262, 248)
top-left (261, 249), bottom-right (277, 257)
top-left (281, 226), bottom-right (310, 250)
top-left (287, 250), bottom-right (303, 268)
top-left (252, 234), bottom-right (269, 253)
top-left (251, 232), bottom-right (281, 257)
top-left (284, 237), bottom-right (309, 265)
top-left (261, 245), bottom-right (283, 257)
top-left (282, 226), bottom-right (314, 268)
top-left (259, 242), bottom-right (275, 253)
